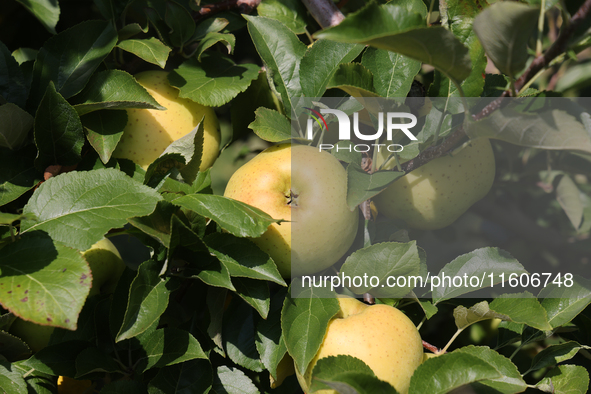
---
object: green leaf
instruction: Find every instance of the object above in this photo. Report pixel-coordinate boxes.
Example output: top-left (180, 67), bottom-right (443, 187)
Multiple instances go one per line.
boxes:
top-left (206, 286), bottom-right (226, 353)
top-left (489, 294), bottom-right (552, 331)
top-left (455, 346), bottom-right (527, 393)
top-left (315, 2), bottom-right (471, 83)
top-left (117, 38), bottom-right (171, 68)
top-left (128, 201), bottom-right (178, 248)
top-left (0, 231), bottom-right (91, 330)
top-left (528, 342), bottom-right (588, 374)
top-left (255, 289), bottom-right (287, 380)
top-left (0, 145), bottom-right (40, 206)
top-left (473, 2), bottom-right (539, 77)
top-left (429, 0), bottom-right (486, 109)
top-left (300, 40), bottom-right (365, 98)
top-left (211, 366), bottom-right (259, 394)
top-left (409, 351), bottom-right (502, 394)
top-left (245, 15), bottom-right (306, 114)
top-left (362, 48), bottom-right (421, 100)
top-left (0, 360), bottom-right (29, 394)
top-left (319, 373), bottom-right (398, 394)
top-left (164, 0), bottom-right (195, 50)
top-left (157, 120), bottom-right (205, 184)
top-left (346, 162), bottom-right (403, 210)
top-left (257, 0), bottom-right (307, 34)
top-left (282, 280), bottom-right (340, 375)
top-left (136, 328), bottom-right (207, 373)
top-left (169, 53), bottom-right (259, 107)
top-left (0, 103), bottom-right (33, 150)
top-left (193, 17), bottom-right (230, 41)
top-left (233, 277), bottom-right (270, 319)
top-left (195, 32), bottom-right (235, 61)
top-left (249, 108), bottom-right (292, 142)
top-left (21, 340), bottom-right (89, 376)
top-left (453, 301), bottom-right (510, 330)
top-left (11, 47), bottom-right (38, 65)
top-left (223, 298), bottom-right (264, 372)
top-left (12, 364), bottom-right (54, 394)
top-left (147, 359), bottom-right (213, 394)
top-left (205, 233), bottom-right (285, 286)
top-left (93, 0), bottom-right (131, 21)
top-left (340, 241), bottom-right (421, 298)
top-left (0, 41), bottom-right (28, 108)
top-left (171, 194), bottom-right (281, 238)
top-left (0, 330), bottom-right (31, 361)
top-left (536, 365), bottom-right (590, 394)
top-left (21, 168), bottom-right (162, 251)
top-left (29, 20), bottom-right (118, 109)
top-left (72, 69), bottom-right (164, 115)
top-left (556, 174), bottom-right (584, 230)
top-left (34, 82), bottom-right (85, 171)
top-left (82, 109), bottom-right (127, 164)
top-left (116, 260), bottom-right (173, 342)
top-left (432, 247), bottom-right (527, 303)
top-left (168, 216), bottom-right (235, 291)
top-left (539, 275), bottom-right (591, 328)
top-left (310, 355), bottom-right (376, 393)
top-left (327, 63), bottom-right (378, 97)
top-left (468, 107), bottom-right (591, 154)
top-left (15, 0), bottom-right (60, 34)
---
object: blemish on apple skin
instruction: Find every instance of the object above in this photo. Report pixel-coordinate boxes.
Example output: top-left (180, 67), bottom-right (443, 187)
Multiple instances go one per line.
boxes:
top-left (21, 297), bottom-right (28, 302)
top-left (7, 291), bottom-right (12, 294)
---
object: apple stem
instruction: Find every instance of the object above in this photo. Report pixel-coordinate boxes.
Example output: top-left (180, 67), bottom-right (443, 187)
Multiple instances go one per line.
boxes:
top-left (288, 190), bottom-right (298, 207)
top-left (363, 293), bottom-right (375, 304)
top-left (422, 340), bottom-right (439, 354)
top-left (439, 328), bottom-right (464, 354)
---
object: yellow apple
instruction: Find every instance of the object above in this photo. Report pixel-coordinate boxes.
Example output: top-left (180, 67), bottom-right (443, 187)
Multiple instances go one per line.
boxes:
top-left (297, 296), bottom-right (424, 394)
top-left (84, 238), bottom-right (126, 296)
top-left (112, 70), bottom-right (221, 170)
top-left (373, 138), bottom-right (495, 230)
top-left (9, 318), bottom-right (55, 353)
top-left (223, 143), bottom-right (358, 277)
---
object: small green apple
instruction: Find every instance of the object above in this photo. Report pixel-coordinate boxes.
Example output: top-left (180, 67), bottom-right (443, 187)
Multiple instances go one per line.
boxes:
top-left (297, 296), bottom-right (424, 394)
top-left (223, 143), bottom-right (359, 277)
top-left (112, 70), bottom-right (221, 170)
top-left (9, 318), bottom-right (55, 353)
top-left (373, 138), bottom-right (495, 230)
top-left (84, 238), bottom-right (126, 296)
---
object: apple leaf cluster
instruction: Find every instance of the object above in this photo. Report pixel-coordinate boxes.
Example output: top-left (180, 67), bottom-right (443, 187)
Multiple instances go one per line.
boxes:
top-left (0, 0), bottom-right (590, 393)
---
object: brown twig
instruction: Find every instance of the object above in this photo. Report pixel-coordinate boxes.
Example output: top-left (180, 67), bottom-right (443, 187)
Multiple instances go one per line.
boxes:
top-left (196, 0), bottom-right (261, 19)
top-left (422, 340), bottom-right (440, 354)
